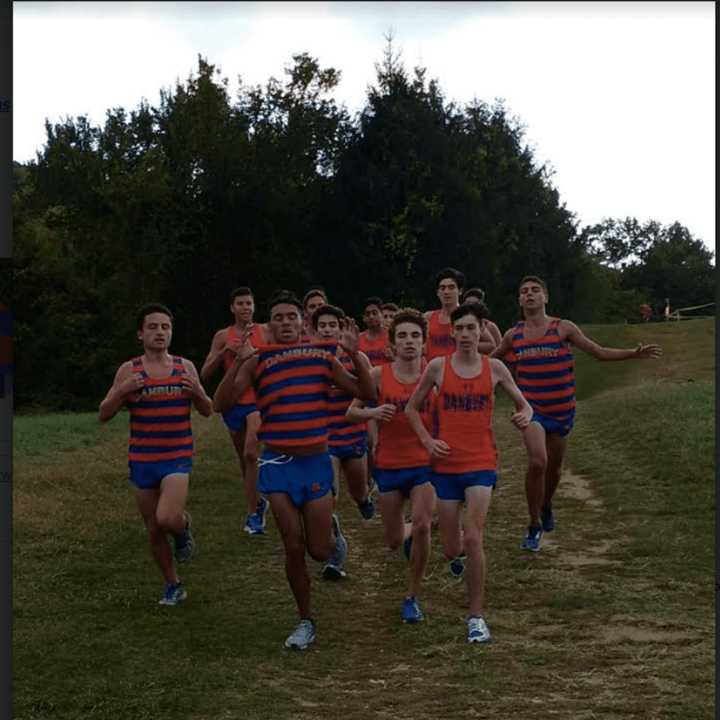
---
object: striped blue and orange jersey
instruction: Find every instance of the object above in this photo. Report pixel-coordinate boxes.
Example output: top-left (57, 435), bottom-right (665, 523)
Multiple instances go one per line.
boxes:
top-left (434, 355), bottom-right (496, 473)
top-left (223, 324), bottom-right (265, 405)
top-left (510, 319), bottom-right (576, 422)
top-left (328, 351), bottom-right (368, 449)
top-left (127, 356), bottom-right (193, 463)
top-left (254, 341), bottom-right (338, 448)
top-left (425, 310), bottom-right (455, 360)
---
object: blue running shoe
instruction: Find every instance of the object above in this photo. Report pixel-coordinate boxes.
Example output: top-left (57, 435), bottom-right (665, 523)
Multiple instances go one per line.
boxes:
top-left (357, 497), bottom-right (375, 520)
top-left (256, 496), bottom-right (269, 527)
top-left (158, 582), bottom-right (187, 606)
top-left (521, 525), bottom-right (543, 552)
top-left (243, 512), bottom-right (263, 535)
top-left (322, 514), bottom-right (348, 580)
top-left (401, 596), bottom-right (424, 623)
top-left (467, 615), bottom-right (492, 643)
top-left (173, 512), bottom-right (195, 563)
top-left (403, 535), bottom-right (413, 561)
top-left (284, 619), bottom-right (316, 649)
top-left (541, 504), bottom-right (555, 532)
top-left (449, 555), bottom-right (466, 578)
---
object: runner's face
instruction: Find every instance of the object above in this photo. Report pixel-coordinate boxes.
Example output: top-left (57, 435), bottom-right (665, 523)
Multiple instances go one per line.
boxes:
top-left (452, 313), bottom-right (483, 351)
top-left (393, 322), bottom-right (423, 360)
top-left (230, 294), bottom-right (254, 323)
top-left (437, 279), bottom-right (460, 307)
top-left (270, 303), bottom-right (302, 344)
top-left (518, 282), bottom-right (547, 310)
top-left (316, 314), bottom-right (341, 340)
top-left (138, 313), bottom-right (172, 351)
top-left (304, 295), bottom-right (326, 321)
top-left (382, 310), bottom-right (396, 328)
top-left (363, 305), bottom-right (382, 330)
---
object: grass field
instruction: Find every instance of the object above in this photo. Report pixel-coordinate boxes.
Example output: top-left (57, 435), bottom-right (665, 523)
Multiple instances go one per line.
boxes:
top-left (13, 319), bottom-right (714, 719)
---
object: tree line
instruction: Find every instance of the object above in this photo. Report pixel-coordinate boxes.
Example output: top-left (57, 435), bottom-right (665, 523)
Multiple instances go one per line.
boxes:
top-left (9, 46), bottom-right (714, 410)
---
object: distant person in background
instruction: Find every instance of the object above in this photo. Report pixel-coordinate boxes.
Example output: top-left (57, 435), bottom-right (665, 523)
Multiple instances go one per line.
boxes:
top-left (381, 302), bottom-right (400, 330)
top-left (302, 288), bottom-right (329, 341)
top-left (492, 276), bottom-right (662, 552)
top-left (359, 296), bottom-right (392, 366)
top-left (99, 303), bottom-right (212, 606)
top-left (201, 287), bottom-right (269, 535)
top-left (639, 303), bottom-right (652, 322)
top-left (461, 287), bottom-right (502, 347)
top-left (664, 298), bottom-right (671, 321)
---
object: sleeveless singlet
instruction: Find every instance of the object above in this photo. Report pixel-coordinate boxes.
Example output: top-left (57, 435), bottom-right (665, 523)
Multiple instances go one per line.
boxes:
top-left (425, 310), bottom-right (455, 361)
top-left (510, 318), bottom-right (576, 422)
top-left (223, 324), bottom-right (266, 406)
top-left (375, 363), bottom-right (432, 470)
top-left (358, 330), bottom-right (391, 366)
top-left (433, 354), bottom-right (496, 473)
top-left (327, 351), bottom-right (368, 449)
top-left (127, 356), bottom-right (193, 463)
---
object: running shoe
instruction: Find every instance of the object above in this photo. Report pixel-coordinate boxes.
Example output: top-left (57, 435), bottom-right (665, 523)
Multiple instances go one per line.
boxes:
top-left (520, 525), bottom-right (543, 552)
top-left (256, 496), bottom-right (269, 527)
top-left (357, 497), bottom-right (375, 520)
top-left (401, 596), bottom-right (424, 624)
top-left (322, 514), bottom-right (348, 580)
top-left (449, 555), bottom-right (466, 578)
top-left (284, 619), bottom-right (316, 650)
top-left (467, 615), bottom-right (492, 643)
top-left (541, 503), bottom-right (555, 532)
top-left (158, 582), bottom-right (187, 606)
top-left (403, 535), bottom-right (413, 561)
top-left (173, 512), bottom-right (195, 563)
top-left (243, 513), bottom-right (263, 535)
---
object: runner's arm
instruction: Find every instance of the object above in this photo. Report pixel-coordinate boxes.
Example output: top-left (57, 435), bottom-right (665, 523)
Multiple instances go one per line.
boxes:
top-left (98, 362), bottom-right (140, 422)
top-left (405, 360), bottom-right (450, 457)
top-left (561, 321), bottom-right (662, 361)
top-left (490, 358), bottom-right (532, 430)
top-left (345, 367), bottom-right (387, 423)
top-left (212, 353), bottom-right (258, 413)
top-left (200, 329), bottom-right (228, 383)
top-left (489, 328), bottom-right (513, 359)
top-left (181, 360), bottom-right (213, 416)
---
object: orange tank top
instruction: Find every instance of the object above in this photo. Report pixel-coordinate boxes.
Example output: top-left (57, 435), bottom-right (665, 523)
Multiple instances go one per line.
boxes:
top-left (375, 363), bottom-right (432, 470)
top-left (223, 324), bottom-right (265, 405)
top-left (358, 329), bottom-right (391, 366)
top-left (434, 354), bottom-right (496, 473)
top-left (425, 310), bottom-right (456, 360)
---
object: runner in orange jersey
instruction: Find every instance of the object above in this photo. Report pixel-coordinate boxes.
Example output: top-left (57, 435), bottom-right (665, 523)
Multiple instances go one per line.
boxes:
top-left (347, 308), bottom-right (436, 625)
top-left (99, 304), bottom-right (212, 607)
top-left (201, 287), bottom-right (268, 535)
top-left (301, 288), bottom-right (328, 342)
top-left (406, 301), bottom-right (532, 644)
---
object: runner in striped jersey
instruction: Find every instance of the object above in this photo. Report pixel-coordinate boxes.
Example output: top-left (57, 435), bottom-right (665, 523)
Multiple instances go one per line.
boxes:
top-left (492, 276), bottom-right (662, 551)
top-left (99, 304), bottom-right (212, 606)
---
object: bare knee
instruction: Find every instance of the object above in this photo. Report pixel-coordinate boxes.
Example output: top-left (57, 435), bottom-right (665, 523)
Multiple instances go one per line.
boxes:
top-left (463, 531), bottom-right (484, 557)
top-left (528, 454), bottom-right (547, 476)
top-left (155, 508), bottom-right (183, 532)
top-left (411, 517), bottom-right (432, 541)
top-left (442, 538), bottom-right (463, 560)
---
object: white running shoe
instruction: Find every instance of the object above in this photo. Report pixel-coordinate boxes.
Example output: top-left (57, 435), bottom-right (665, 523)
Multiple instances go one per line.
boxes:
top-left (284, 619), bottom-right (316, 650)
top-left (467, 616), bottom-right (492, 644)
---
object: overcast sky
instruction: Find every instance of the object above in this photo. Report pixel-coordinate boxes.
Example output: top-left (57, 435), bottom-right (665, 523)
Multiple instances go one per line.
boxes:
top-left (13, 1), bottom-right (715, 253)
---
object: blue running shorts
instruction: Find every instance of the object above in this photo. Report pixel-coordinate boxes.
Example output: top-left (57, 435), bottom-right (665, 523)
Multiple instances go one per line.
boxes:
top-left (328, 439), bottom-right (368, 461)
top-left (258, 449), bottom-right (333, 507)
top-left (222, 403), bottom-right (258, 432)
top-left (531, 409), bottom-right (575, 438)
top-left (432, 470), bottom-right (497, 501)
top-left (373, 466), bottom-right (432, 498)
top-left (129, 458), bottom-right (192, 490)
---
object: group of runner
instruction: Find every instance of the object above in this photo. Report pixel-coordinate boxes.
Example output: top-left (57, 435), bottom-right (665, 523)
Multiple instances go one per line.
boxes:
top-left (99, 268), bottom-right (662, 649)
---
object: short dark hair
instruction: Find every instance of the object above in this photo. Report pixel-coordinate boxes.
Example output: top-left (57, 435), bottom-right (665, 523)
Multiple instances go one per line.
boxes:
top-left (381, 302), bottom-right (400, 312)
top-left (268, 289), bottom-right (303, 315)
top-left (303, 287), bottom-right (328, 309)
top-left (461, 287), bottom-right (485, 303)
top-left (230, 286), bottom-right (254, 303)
top-left (450, 301), bottom-right (489, 325)
top-left (136, 303), bottom-right (173, 330)
top-left (311, 304), bottom-right (346, 330)
top-left (363, 296), bottom-right (383, 312)
top-left (435, 267), bottom-right (465, 291)
top-left (389, 308), bottom-right (427, 342)
top-left (519, 275), bottom-right (548, 294)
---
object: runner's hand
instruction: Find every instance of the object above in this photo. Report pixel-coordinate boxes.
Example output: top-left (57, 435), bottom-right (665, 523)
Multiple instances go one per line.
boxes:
top-left (373, 404), bottom-right (396, 422)
top-left (424, 438), bottom-right (450, 457)
top-left (338, 318), bottom-right (360, 354)
top-left (635, 343), bottom-right (662, 359)
top-left (511, 406), bottom-right (533, 430)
